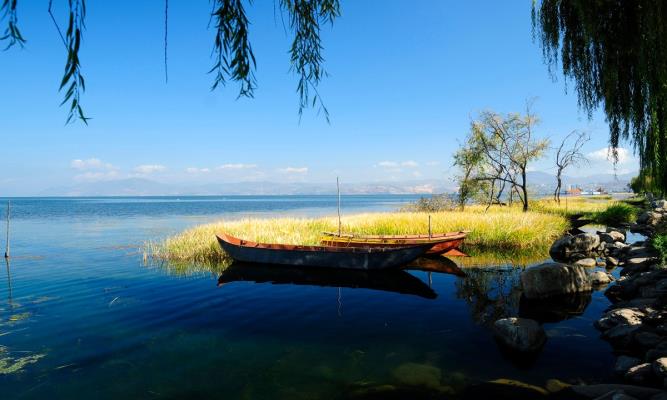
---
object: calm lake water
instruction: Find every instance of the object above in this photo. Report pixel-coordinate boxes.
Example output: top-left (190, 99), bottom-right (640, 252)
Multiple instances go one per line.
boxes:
top-left (0, 196), bottom-right (626, 399)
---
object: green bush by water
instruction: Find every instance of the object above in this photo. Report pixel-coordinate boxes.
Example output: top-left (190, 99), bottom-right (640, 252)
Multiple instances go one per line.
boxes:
top-left (652, 234), bottom-right (667, 264)
top-left (591, 203), bottom-right (637, 226)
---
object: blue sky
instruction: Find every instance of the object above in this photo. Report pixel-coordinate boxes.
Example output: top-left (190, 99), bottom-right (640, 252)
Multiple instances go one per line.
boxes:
top-left (0, 1), bottom-right (638, 195)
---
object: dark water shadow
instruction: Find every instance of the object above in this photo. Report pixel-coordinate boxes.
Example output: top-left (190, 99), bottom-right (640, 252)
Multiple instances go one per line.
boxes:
top-left (218, 262), bottom-right (438, 299)
top-left (519, 293), bottom-right (592, 323)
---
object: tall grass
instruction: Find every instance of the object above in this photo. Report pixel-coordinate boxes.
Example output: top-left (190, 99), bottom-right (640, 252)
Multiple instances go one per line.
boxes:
top-left (146, 208), bottom-right (569, 266)
top-left (145, 197), bottom-right (629, 267)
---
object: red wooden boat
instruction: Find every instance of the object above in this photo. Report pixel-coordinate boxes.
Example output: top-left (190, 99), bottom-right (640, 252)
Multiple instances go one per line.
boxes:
top-left (320, 231), bottom-right (468, 256)
top-left (216, 233), bottom-right (433, 270)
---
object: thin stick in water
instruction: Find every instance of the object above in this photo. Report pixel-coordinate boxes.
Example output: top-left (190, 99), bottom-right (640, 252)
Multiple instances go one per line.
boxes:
top-left (4, 200), bottom-right (9, 259)
top-left (337, 177), bottom-right (341, 236)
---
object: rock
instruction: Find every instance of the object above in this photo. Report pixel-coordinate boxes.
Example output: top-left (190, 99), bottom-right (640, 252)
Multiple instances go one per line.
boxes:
top-left (595, 308), bottom-right (645, 330)
top-left (607, 228), bottom-right (627, 241)
top-left (493, 317), bottom-right (546, 353)
top-left (652, 358), bottom-right (667, 379)
top-left (549, 235), bottom-right (574, 262)
top-left (576, 258), bottom-right (598, 267)
top-left (654, 199), bottom-right (667, 209)
top-left (608, 256), bottom-right (620, 266)
top-left (521, 262), bottom-right (592, 299)
top-left (615, 356), bottom-right (642, 375)
top-left (463, 379), bottom-right (549, 399)
top-left (600, 231), bottom-right (626, 244)
top-left (602, 324), bottom-right (642, 346)
top-left (545, 379), bottom-right (570, 393)
top-left (391, 362), bottom-right (442, 389)
top-left (625, 363), bottom-right (654, 384)
top-left (549, 233), bottom-right (601, 262)
top-left (635, 332), bottom-right (663, 349)
top-left (568, 384), bottom-right (663, 399)
top-left (590, 271), bottom-right (614, 285)
top-left (637, 211), bottom-right (663, 226)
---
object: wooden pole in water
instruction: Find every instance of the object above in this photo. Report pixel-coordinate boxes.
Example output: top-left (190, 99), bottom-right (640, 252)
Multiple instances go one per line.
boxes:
top-left (337, 177), bottom-right (341, 237)
top-left (428, 214), bottom-right (432, 239)
top-left (4, 200), bottom-right (9, 259)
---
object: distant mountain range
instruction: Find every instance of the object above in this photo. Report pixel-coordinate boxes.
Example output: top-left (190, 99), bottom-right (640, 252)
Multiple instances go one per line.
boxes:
top-left (36, 171), bottom-right (635, 196)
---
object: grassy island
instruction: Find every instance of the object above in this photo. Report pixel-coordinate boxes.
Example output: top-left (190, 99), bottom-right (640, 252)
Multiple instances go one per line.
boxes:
top-left (145, 196), bottom-right (636, 268)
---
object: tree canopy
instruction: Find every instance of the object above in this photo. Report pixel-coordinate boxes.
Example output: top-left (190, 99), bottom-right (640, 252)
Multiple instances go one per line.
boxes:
top-left (0, 0), bottom-right (340, 124)
top-left (533, 0), bottom-right (667, 193)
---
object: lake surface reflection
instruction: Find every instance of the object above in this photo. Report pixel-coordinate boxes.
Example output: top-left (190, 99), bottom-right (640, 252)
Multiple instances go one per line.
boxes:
top-left (0, 196), bottom-right (617, 399)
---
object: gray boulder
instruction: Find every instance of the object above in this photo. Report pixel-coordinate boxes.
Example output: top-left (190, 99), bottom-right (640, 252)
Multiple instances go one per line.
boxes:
top-left (615, 356), bottom-right (642, 375)
top-left (590, 271), bottom-right (614, 285)
top-left (576, 258), bottom-right (598, 267)
top-left (637, 211), bottom-right (663, 226)
top-left (493, 317), bottom-right (546, 353)
top-left (549, 233), bottom-right (602, 262)
top-left (625, 363), bottom-right (654, 384)
top-left (653, 357), bottom-right (667, 379)
top-left (521, 262), bottom-right (592, 299)
top-left (595, 308), bottom-right (645, 330)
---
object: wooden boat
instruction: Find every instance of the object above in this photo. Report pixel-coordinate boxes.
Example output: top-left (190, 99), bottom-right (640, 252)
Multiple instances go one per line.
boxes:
top-left (217, 262), bottom-right (437, 299)
top-left (320, 231), bottom-right (468, 256)
top-left (216, 233), bottom-right (432, 270)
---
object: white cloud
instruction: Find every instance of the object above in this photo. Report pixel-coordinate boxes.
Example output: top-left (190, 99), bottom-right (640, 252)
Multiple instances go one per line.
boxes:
top-left (74, 170), bottom-right (120, 182)
top-left (376, 160), bottom-right (419, 169)
top-left (185, 167), bottom-right (211, 174)
top-left (377, 161), bottom-right (399, 168)
top-left (279, 166), bottom-right (308, 174)
top-left (216, 163), bottom-right (258, 170)
top-left (133, 164), bottom-right (166, 174)
top-left (70, 158), bottom-right (115, 171)
top-left (587, 147), bottom-right (633, 164)
top-left (579, 146), bottom-right (639, 176)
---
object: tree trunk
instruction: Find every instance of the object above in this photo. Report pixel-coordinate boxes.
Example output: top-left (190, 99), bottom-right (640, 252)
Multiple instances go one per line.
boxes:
top-left (555, 174), bottom-right (562, 205)
top-left (521, 168), bottom-right (529, 212)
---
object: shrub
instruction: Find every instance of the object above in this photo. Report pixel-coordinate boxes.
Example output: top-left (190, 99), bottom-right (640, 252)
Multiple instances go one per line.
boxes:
top-left (400, 195), bottom-right (457, 212)
top-left (651, 234), bottom-right (667, 264)
top-left (592, 203), bottom-right (637, 226)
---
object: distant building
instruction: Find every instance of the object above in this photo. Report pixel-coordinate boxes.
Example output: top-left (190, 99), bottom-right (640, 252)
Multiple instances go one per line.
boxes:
top-left (566, 187), bottom-right (582, 196)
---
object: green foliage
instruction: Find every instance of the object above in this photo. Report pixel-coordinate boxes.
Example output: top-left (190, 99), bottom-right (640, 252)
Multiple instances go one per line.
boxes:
top-left (3, 1), bottom-right (340, 124)
top-left (0, 0), bottom-right (25, 49)
top-left (453, 105), bottom-right (549, 211)
top-left (400, 195), bottom-right (456, 212)
top-left (591, 203), bottom-right (637, 226)
top-left (533, 1), bottom-right (667, 194)
top-left (651, 234), bottom-right (667, 264)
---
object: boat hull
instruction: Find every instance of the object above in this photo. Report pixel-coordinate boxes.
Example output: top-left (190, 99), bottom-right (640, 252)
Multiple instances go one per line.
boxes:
top-left (320, 232), bottom-right (467, 256)
top-left (216, 233), bottom-right (431, 270)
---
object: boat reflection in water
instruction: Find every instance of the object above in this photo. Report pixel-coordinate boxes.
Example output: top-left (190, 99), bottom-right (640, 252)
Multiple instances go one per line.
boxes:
top-left (217, 257), bottom-right (467, 300)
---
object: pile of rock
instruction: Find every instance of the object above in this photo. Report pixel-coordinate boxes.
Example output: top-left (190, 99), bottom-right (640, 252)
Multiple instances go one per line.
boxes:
top-left (549, 229), bottom-right (628, 268)
top-left (594, 235), bottom-right (667, 389)
top-left (630, 199), bottom-right (667, 235)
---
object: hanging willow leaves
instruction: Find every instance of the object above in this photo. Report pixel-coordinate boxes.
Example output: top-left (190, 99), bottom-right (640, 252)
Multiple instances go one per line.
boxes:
top-left (59, 0), bottom-right (89, 124)
top-left (533, 1), bottom-right (667, 193)
top-left (210, 0), bottom-right (256, 97)
top-left (280, 0), bottom-right (340, 121)
top-left (0, 0), bottom-right (26, 49)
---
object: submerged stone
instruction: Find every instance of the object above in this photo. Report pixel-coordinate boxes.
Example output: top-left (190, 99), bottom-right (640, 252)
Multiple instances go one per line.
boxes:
top-left (391, 362), bottom-right (442, 389)
top-left (493, 317), bottom-right (546, 353)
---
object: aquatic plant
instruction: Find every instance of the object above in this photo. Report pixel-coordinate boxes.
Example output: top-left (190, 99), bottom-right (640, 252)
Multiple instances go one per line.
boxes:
top-left (0, 346), bottom-right (45, 375)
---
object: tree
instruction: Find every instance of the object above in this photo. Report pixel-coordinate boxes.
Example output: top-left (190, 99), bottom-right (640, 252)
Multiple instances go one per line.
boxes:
top-left (533, 1), bottom-right (667, 194)
top-left (553, 130), bottom-right (589, 204)
top-left (0, 0), bottom-right (340, 124)
top-left (454, 104), bottom-right (549, 212)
